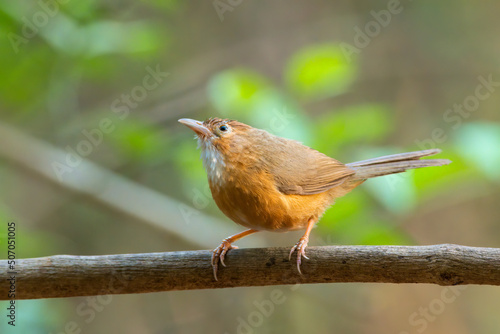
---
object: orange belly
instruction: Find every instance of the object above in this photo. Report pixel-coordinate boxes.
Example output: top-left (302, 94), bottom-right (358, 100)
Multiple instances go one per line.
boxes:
top-left (209, 168), bottom-right (346, 232)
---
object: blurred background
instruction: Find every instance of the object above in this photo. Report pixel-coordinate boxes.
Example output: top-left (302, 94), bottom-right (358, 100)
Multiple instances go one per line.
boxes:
top-left (1, 1), bottom-right (500, 333)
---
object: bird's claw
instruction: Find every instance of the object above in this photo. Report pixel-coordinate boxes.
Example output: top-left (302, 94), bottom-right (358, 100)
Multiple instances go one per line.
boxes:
top-left (211, 240), bottom-right (238, 280)
top-left (289, 236), bottom-right (309, 274)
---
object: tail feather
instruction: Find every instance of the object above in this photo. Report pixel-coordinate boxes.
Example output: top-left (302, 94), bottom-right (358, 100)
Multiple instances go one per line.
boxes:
top-left (347, 149), bottom-right (451, 179)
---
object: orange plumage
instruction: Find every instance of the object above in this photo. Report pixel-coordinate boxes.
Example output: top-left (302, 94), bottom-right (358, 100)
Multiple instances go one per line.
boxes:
top-left (179, 117), bottom-right (451, 280)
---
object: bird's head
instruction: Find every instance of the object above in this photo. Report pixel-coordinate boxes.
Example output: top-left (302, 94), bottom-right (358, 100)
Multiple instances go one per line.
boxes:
top-left (178, 117), bottom-right (253, 182)
top-left (178, 117), bottom-right (246, 146)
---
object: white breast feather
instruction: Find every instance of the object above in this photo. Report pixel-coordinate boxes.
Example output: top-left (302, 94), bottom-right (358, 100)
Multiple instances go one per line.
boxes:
top-left (198, 138), bottom-right (226, 186)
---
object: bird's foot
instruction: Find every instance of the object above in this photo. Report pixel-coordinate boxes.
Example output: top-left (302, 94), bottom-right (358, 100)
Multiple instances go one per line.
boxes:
top-left (211, 240), bottom-right (238, 281)
top-left (289, 236), bottom-right (309, 274)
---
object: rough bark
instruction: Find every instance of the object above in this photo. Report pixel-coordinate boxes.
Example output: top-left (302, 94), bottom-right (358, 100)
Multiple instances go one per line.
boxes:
top-left (3, 244), bottom-right (500, 300)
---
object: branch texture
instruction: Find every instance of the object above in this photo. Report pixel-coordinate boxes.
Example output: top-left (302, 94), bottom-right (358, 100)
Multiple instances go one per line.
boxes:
top-left (3, 244), bottom-right (500, 300)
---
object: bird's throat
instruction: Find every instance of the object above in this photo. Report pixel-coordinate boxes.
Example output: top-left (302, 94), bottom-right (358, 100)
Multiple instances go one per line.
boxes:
top-left (198, 138), bottom-right (226, 186)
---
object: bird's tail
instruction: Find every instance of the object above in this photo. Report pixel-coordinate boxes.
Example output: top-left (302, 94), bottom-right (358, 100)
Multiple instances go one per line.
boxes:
top-left (346, 149), bottom-right (451, 180)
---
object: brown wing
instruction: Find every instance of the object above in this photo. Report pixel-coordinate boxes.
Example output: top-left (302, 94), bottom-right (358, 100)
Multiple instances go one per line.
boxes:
top-left (262, 136), bottom-right (355, 195)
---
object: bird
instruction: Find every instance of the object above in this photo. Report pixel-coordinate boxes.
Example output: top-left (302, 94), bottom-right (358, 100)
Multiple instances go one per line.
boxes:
top-left (178, 117), bottom-right (451, 280)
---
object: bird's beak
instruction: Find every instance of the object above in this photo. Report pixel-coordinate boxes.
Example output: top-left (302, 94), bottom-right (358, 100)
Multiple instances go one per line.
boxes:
top-left (178, 118), bottom-right (212, 137)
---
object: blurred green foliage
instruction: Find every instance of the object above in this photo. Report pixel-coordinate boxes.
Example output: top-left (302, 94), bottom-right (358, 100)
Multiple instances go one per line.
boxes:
top-left (208, 69), bottom-right (272, 116)
top-left (455, 123), bottom-right (500, 181)
top-left (312, 104), bottom-right (393, 154)
top-left (285, 44), bottom-right (357, 100)
top-left (0, 2), bottom-right (499, 333)
top-left (1, 0), bottom-right (498, 246)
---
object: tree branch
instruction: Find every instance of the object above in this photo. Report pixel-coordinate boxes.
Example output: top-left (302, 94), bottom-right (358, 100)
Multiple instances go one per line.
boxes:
top-left (3, 244), bottom-right (500, 300)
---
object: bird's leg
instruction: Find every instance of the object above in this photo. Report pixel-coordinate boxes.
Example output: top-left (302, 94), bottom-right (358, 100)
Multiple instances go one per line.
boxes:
top-left (289, 218), bottom-right (316, 275)
top-left (212, 229), bottom-right (259, 281)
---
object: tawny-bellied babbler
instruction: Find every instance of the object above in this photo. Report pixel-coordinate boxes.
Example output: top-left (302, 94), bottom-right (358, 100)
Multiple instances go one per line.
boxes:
top-left (179, 118), bottom-right (451, 280)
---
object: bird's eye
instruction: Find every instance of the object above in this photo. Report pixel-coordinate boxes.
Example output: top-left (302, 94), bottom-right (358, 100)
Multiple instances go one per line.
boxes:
top-left (219, 125), bottom-right (228, 132)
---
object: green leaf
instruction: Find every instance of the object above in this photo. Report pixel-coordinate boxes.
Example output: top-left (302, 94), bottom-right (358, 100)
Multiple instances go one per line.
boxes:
top-left (172, 138), bottom-right (208, 186)
top-left (357, 222), bottom-right (412, 245)
top-left (285, 44), bottom-right (358, 100)
top-left (107, 119), bottom-right (168, 162)
top-left (248, 90), bottom-right (313, 144)
top-left (454, 122), bottom-right (500, 181)
top-left (40, 18), bottom-right (161, 57)
top-left (321, 190), bottom-right (373, 224)
top-left (316, 191), bottom-right (399, 245)
top-left (313, 104), bottom-right (393, 155)
top-left (207, 68), bottom-right (271, 116)
top-left (318, 196), bottom-right (411, 245)
top-left (364, 172), bottom-right (417, 215)
top-left (413, 149), bottom-right (473, 200)
top-left (1, 55), bottom-right (53, 109)
top-left (350, 146), bottom-right (419, 214)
